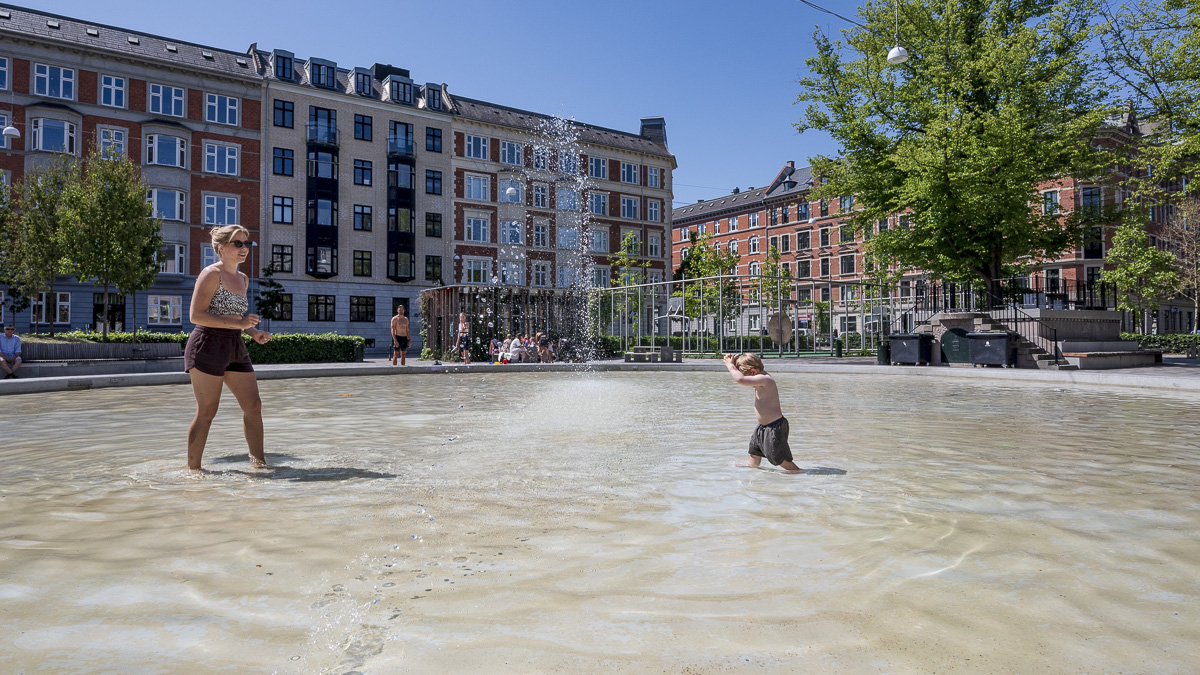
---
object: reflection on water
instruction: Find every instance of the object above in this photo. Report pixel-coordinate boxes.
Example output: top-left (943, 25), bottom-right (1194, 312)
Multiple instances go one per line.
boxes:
top-left (2, 372), bottom-right (1199, 673)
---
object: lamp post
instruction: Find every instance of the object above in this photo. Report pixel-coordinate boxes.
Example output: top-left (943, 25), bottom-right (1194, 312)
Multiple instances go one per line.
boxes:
top-left (886, 1), bottom-right (909, 65)
top-left (3, 87), bottom-right (20, 143)
top-left (249, 240), bottom-right (258, 312)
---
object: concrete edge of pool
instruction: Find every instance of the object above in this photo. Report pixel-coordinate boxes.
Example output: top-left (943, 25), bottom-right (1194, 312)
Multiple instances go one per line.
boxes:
top-left (3, 357), bottom-right (1200, 396)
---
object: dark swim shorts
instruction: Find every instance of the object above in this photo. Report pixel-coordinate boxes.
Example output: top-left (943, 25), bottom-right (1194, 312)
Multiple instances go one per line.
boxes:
top-left (748, 416), bottom-right (793, 466)
top-left (184, 326), bottom-right (254, 377)
top-left (394, 335), bottom-right (410, 351)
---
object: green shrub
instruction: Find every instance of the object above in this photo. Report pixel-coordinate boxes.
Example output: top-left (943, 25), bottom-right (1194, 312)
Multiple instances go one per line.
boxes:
top-left (54, 329), bottom-right (365, 363)
top-left (1121, 332), bottom-right (1200, 353)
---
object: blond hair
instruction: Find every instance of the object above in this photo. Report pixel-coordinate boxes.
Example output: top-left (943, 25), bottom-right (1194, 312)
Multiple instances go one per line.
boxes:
top-left (735, 353), bottom-right (765, 374)
top-left (210, 224), bottom-right (250, 250)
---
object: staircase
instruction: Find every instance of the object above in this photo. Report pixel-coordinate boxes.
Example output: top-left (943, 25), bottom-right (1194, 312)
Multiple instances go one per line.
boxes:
top-left (973, 314), bottom-right (1079, 371)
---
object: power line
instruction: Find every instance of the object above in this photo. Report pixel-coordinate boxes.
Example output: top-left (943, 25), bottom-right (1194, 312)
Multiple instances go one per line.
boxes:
top-left (795, 0), bottom-right (867, 29)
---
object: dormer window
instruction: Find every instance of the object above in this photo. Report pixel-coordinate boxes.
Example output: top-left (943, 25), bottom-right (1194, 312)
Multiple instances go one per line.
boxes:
top-left (426, 86), bottom-right (442, 110)
top-left (388, 77), bottom-right (413, 104)
top-left (354, 70), bottom-right (373, 96)
top-left (309, 59), bottom-right (336, 88)
top-left (273, 51), bottom-right (293, 80)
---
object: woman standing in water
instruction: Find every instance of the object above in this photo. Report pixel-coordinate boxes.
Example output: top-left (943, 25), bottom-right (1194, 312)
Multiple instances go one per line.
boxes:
top-left (454, 312), bottom-right (472, 364)
top-left (184, 225), bottom-right (272, 470)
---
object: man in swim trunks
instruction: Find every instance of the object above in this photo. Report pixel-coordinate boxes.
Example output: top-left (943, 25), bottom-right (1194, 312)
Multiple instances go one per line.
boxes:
top-left (391, 304), bottom-right (411, 366)
top-left (723, 352), bottom-right (803, 473)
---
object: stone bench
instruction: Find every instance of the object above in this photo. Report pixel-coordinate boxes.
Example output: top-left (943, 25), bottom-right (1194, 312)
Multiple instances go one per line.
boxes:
top-left (23, 342), bottom-right (182, 362)
top-left (623, 345), bottom-right (682, 363)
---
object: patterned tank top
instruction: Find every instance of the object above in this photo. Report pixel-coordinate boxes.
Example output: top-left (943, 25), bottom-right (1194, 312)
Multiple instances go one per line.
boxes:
top-left (208, 270), bottom-right (248, 316)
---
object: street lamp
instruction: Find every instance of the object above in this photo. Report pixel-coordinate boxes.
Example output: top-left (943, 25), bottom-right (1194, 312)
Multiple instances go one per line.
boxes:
top-left (886, 1), bottom-right (909, 65)
top-left (3, 88), bottom-right (19, 141)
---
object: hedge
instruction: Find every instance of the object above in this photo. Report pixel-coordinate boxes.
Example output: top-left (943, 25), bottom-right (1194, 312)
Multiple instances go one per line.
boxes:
top-left (1121, 332), bottom-right (1200, 354)
top-left (51, 330), bottom-right (365, 363)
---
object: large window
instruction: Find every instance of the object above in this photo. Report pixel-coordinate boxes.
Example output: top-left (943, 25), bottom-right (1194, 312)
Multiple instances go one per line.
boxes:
top-left (465, 134), bottom-right (488, 160)
top-left (533, 184), bottom-right (548, 209)
top-left (98, 127), bottom-right (125, 157)
top-left (274, 54), bottom-right (293, 80)
top-left (308, 295), bottom-right (335, 321)
top-left (308, 150), bottom-right (337, 179)
top-left (355, 72), bottom-right (373, 97)
top-left (500, 220), bottom-right (523, 245)
top-left (426, 127), bottom-right (442, 152)
top-left (353, 205), bottom-right (372, 231)
top-left (465, 174), bottom-right (488, 201)
top-left (621, 197), bottom-right (639, 220)
top-left (273, 147), bottom-right (293, 176)
top-left (1043, 190), bottom-right (1060, 215)
top-left (147, 295), bottom-right (182, 325)
top-left (273, 99), bottom-right (294, 128)
top-left (425, 255), bottom-right (442, 282)
top-left (203, 195), bottom-right (238, 225)
top-left (32, 119), bottom-right (77, 154)
top-left (388, 207), bottom-right (412, 233)
top-left (499, 261), bottom-right (523, 285)
top-left (557, 265), bottom-right (577, 288)
top-left (350, 296), bottom-right (375, 321)
top-left (309, 198), bottom-right (337, 226)
top-left (146, 134), bottom-right (185, 167)
top-left (426, 170), bottom-right (442, 195)
top-left (148, 189), bottom-right (185, 221)
top-left (0, 57), bottom-right (7, 91)
top-left (647, 201), bottom-right (660, 222)
top-left (353, 251), bottom-right (372, 276)
top-left (559, 153), bottom-right (578, 174)
top-left (621, 162), bottom-right (639, 184)
top-left (32, 292), bottom-right (71, 324)
top-left (34, 64), bottom-right (74, 99)
top-left (205, 94), bottom-right (239, 126)
top-left (465, 216), bottom-right (489, 243)
top-left (499, 179), bottom-right (522, 203)
top-left (589, 192), bottom-right (608, 216)
top-left (648, 235), bottom-right (661, 258)
top-left (557, 225), bottom-right (579, 249)
top-left (271, 244), bottom-right (293, 273)
top-left (464, 258), bottom-right (489, 284)
top-left (100, 75), bottom-right (125, 108)
top-left (533, 222), bottom-right (549, 248)
top-left (840, 254), bottom-right (856, 275)
top-left (158, 244), bottom-right (186, 274)
top-left (589, 157), bottom-right (608, 179)
top-left (425, 212), bottom-right (442, 237)
top-left (353, 159), bottom-right (372, 186)
top-left (533, 262), bottom-right (550, 287)
top-left (354, 114), bottom-right (372, 141)
top-left (310, 63), bottom-right (335, 88)
top-left (590, 229), bottom-right (609, 253)
top-left (149, 83), bottom-right (184, 117)
top-left (1082, 187), bottom-right (1103, 218)
top-left (272, 196), bottom-right (293, 224)
top-left (647, 167), bottom-right (660, 188)
top-left (204, 143), bottom-right (239, 175)
top-left (592, 266), bottom-right (611, 288)
top-left (557, 188), bottom-right (578, 211)
top-left (500, 141), bottom-right (522, 165)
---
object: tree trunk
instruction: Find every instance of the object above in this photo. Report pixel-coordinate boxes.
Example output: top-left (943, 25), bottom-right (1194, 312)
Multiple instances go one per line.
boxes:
top-left (132, 289), bottom-right (138, 345)
top-left (102, 284), bottom-right (110, 343)
top-left (47, 280), bottom-right (56, 337)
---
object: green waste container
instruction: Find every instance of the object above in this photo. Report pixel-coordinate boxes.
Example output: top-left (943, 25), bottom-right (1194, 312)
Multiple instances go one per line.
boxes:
top-left (834, 338), bottom-right (843, 358)
top-left (876, 339), bottom-right (890, 365)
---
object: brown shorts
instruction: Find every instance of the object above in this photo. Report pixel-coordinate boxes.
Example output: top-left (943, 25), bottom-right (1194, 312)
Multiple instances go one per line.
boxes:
top-left (184, 326), bottom-right (254, 377)
top-left (749, 416), bottom-right (793, 466)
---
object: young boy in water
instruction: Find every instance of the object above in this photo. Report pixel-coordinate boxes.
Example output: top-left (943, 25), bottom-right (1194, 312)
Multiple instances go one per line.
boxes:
top-left (723, 353), bottom-right (803, 473)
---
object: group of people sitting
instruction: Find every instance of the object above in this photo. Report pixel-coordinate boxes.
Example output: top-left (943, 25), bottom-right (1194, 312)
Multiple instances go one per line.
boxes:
top-left (490, 332), bottom-right (556, 364)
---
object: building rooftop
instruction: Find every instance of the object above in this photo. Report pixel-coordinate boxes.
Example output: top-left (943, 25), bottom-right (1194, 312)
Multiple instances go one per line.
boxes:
top-left (673, 163), bottom-right (814, 222)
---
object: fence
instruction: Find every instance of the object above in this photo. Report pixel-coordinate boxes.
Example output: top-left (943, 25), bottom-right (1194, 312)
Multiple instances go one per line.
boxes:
top-left (419, 285), bottom-right (589, 361)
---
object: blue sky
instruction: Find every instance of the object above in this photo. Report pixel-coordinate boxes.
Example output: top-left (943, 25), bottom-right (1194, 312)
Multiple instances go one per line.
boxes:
top-left (35, 0), bottom-right (851, 210)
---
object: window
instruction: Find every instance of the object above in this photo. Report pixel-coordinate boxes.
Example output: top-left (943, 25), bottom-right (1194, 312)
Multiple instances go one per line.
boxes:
top-left (781, 205), bottom-right (790, 224)
top-left (647, 167), bottom-right (660, 188)
top-left (557, 265), bottom-right (577, 288)
top-left (424, 213), bottom-right (442, 238)
top-left (465, 216), bottom-right (489, 243)
top-left (149, 84), bottom-right (184, 117)
top-left (533, 222), bottom-right (549, 247)
top-left (559, 153), bottom-right (578, 174)
top-left (147, 295), bottom-right (182, 325)
top-left (309, 106), bottom-right (337, 143)
top-left (353, 159), bottom-right (372, 186)
top-left (205, 94), bottom-right (239, 126)
top-left (202, 244), bottom-right (218, 268)
top-left (272, 196), bottom-right (294, 224)
top-left (500, 179), bottom-right (522, 203)
top-left (387, 251), bottom-right (413, 280)
top-left (648, 234), bottom-right (661, 257)
top-left (355, 72), bottom-right (373, 96)
top-left (353, 114), bottom-right (373, 141)
top-left (500, 220), bottom-right (523, 245)
top-left (387, 159), bottom-right (412, 190)
top-left (273, 147), bottom-right (294, 176)
top-left (557, 225), bottom-right (579, 249)
top-left (840, 225), bottom-right (854, 244)
top-left (533, 261), bottom-right (550, 287)
top-left (591, 229), bottom-right (609, 253)
top-left (820, 228), bottom-right (830, 247)
top-left (0, 57), bottom-right (7, 91)
top-left (729, 239), bottom-right (739, 255)
top-left (32, 292), bottom-right (71, 324)
top-left (1082, 187), bottom-right (1102, 218)
top-left (533, 184), bottom-right (548, 208)
top-left (840, 195), bottom-right (854, 213)
top-left (748, 212), bottom-right (759, 227)
top-left (749, 262), bottom-right (761, 277)
top-left (1044, 190), bottom-right (1060, 215)
top-left (465, 134), bottom-right (488, 160)
top-left (1084, 227), bottom-right (1104, 259)
top-left (308, 198), bottom-right (337, 225)
top-left (146, 134), bottom-right (185, 167)
top-left (158, 244), bottom-right (186, 274)
top-left (647, 200), bottom-right (660, 222)
top-left (274, 54), bottom-right (293, 80)
top-left (465, 174), bottom-right (489, 201)
top-left (621, 162), bottom-right (639, 184)
top-left (425, 170), bottom-right (442, 195)
top-left (820, 199), bottom-right (828, 217)
top-left (533, 147), bottom-right (548, 170)
top-left (353, 251), bottom-right (372, 276)
top-left (425, 255), bottom-right (442, 282)
top-left (780, 234), bottom-right (791, 253)
top-left (748, 236), bottom-right (759, 254)
top-left (309, 295), bottom-right (336, 321)
top-left (310, 246), bottom-right (336, 274)
top-left (204, 143), bottom-right (239, 175)
top-left (100, 75), bottom-right (125, 108)
top-left (271, 244), bottom-right (293, 273)
top-left (590, 192), bottom-right (608, 216)
top-left (557, 188), bottom-right (578, 211)
top-left (898, 215), bottom-right (910, 229)
top-left (464, 258), bottom-right (489, 285)
top-left (388, 206), bottom-right (412, 233)
top-left (769, 236), bottom-right (778, 252)
top-left (426, 88), bottom-right (442, 110)
top-left (728, 216), bottom-right (738, 231)
top-left (148, 189), bottom-right (185, 221)
top-left (273, 99), bottom-right (294, 128)
top-left (426, 127), bottom-right (442, 152)
top-left (310, 63), bottom-right (335, 88)
top-left (203, 195), bottom-right (238, 225)
top-left (98, 127), bottom-right (125, 157)
top-left (592, 266), bottom-right (611, 288)
top-left (769, 209), bottom-right (777, 226)
top-left (797, 260), bottom-right (811, 278)
top-left (589, 157), bottom-right (608, 179)
top-left (820, 258), bottom-right (830, 277)
top-left (348, 295), bottom-right (376, 322)
top-left (797, 202), bottom-right (810, 220)
top-left (500, 261), bottom-right (522, 285)
top-left (840, 254), bottom-right (856, 275)
top-left (390, 79), bottom-right (413, 104)
top-left (500, 141), bottom-right (522, 165)
top-left (353, 204), bottom-right (372, 231)
top-left (34, 64), bottom-right (74, 99)
top-left (621, 197), bottom-right (639, 220)
top-left (32, 119), bottom-right (77, 154)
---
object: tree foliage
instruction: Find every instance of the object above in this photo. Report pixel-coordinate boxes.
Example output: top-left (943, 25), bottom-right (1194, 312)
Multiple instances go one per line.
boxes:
top-left (1102, 218), bottom-right (1178, 331)
top-left (1161, 197), bottom-right (1200, 330)
top-left (672, 232), bottom-right (742, 327)
top-left (797, 0), bottom-right (1112, 288)
top-left (10, 154), bottom-right (80, 335)
top-left (255, 262), bottom-right (289, 330)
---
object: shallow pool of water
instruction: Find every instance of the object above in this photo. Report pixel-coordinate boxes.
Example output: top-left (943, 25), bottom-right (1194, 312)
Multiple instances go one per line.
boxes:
top-left (2, 371), bottom-right (1199, 673)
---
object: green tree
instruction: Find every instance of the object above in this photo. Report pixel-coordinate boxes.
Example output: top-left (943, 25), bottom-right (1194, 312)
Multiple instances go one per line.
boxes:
top-left (755, 244), bottom-right (793, 310)
top-left (0, 193), bottom-right (30, 321)
top-left (255, 262), bottom-right (289, 331)
top-left (1161, 197), bottom-right (1200, 331)
top-left (1102, 218), bottom-right (1178, 332)
top-left (63, 143), bottom-right (162, 341)
top-left (797, 0), bottom-right (1111, 295)
top-left (12, 154), bottom-right (80, 335)
top-left (610, 231), bottom-right (651, 337)
top-left (673, 232), bottom-right (741, 345)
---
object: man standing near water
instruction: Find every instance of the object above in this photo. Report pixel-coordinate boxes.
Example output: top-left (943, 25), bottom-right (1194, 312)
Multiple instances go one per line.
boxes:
top-left (391, 304), bottom-right (410, 366)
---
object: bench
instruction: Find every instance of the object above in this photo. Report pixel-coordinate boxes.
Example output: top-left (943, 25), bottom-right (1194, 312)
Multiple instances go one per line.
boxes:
top-left (23, 342), bottom-right (183, 361)
top-left (623, 345), bottom-right (682, 363)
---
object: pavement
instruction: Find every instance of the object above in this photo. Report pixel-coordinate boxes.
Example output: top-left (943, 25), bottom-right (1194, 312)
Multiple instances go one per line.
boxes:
top-left (3, 354), bottom-right (1200, 396)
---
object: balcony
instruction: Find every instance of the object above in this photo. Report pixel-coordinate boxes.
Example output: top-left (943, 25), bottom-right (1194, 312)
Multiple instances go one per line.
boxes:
top-left (307, 123), bottom-right (339, 147)
top-left (387, 135), bottom-right (414, 159)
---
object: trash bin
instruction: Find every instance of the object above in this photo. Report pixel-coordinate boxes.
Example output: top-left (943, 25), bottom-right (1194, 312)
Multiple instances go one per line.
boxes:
top-left (834, 338), bottom-right (843, 358)
top-left (940, 328), bottom-right (971, 364)
top-left (889, 333), bottom-right (932, 365)
top-left (966, 332), bottom-right (1014, 367)
top-left (876, 339), bottom-right (890, 366)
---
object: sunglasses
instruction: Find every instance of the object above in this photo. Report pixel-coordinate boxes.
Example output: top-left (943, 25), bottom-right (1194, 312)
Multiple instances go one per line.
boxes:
top-left (227, 240), bottom-right (251, 248)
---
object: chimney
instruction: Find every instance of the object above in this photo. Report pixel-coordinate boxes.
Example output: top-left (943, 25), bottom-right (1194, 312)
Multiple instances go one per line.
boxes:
top-left (787, 160), bottom-right (795, 169)
top-left (732, 187), bottom-right (740, 194)
top-left (640, 117), bottom-right (668, 147)
top-left (696, 199), bottom-right (704, 203)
